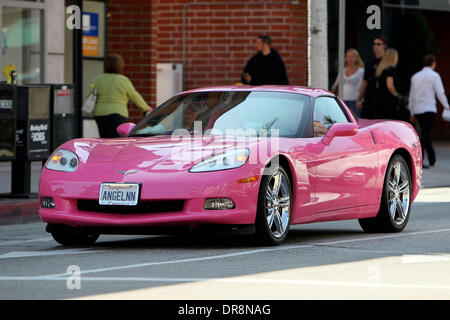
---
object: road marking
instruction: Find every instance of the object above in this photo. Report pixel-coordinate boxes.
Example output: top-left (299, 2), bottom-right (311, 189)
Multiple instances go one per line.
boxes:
top-left (307, 228), bottom-right (450, 246)
top-left (0, 237), bottom-right (53, 246)
top-left (34, 227), bottom-right (450, 279)
top-left (0, 249), bottom-right (105, 259)
top-left (36, 247), bottom-right (312, 279)
top-left (0, 228), bottom-right (449, 282)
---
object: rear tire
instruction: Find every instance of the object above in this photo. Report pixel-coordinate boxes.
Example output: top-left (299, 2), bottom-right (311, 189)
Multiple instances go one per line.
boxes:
top-left (255, 165), bottom-right (293, 245)
top-left (47, 224), bottom-right (99, 246)
top-left (359, 154), bottom-right (412, 233)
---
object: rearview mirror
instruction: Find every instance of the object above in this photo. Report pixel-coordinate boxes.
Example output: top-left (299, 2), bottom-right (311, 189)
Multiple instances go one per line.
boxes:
top-left (322, 123), bottom-right (358, 145)
top-left (116, 123), bottom-right (136, 137)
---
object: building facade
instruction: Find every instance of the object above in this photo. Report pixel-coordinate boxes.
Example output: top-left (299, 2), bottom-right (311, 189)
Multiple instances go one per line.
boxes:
top-left (107, 0), bottom-right (308, 121)
top-left (0, 0), bottom-right (65, 84)
top-left (1, 0), bottom-right (448, 139)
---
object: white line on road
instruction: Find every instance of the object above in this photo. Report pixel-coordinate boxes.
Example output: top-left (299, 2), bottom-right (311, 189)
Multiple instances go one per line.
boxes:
top-left (0, 237), bottom-right (53, 246)
top-left (0, 249), bottom-right (106, 259)
top-left (34, 247), bottom-right (308, 279)
top-left (31, 227), bottom-right (450, 280)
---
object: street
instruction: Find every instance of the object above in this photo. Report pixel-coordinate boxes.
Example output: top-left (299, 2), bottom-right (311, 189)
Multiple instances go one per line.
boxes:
top-left (0, 185), bottom-right (449, 300)
top-left (2, 0), bottom-right (450, 305)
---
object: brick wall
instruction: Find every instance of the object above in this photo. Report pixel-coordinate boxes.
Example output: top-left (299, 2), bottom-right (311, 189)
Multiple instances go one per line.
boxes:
top-left (107, 0), bottom-right (152, 122)
top-left (108, 0), bottom-right (308, 123)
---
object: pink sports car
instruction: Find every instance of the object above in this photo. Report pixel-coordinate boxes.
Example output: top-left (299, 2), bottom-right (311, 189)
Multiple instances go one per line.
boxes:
top-left (39, 86), bottom-right (422, 246)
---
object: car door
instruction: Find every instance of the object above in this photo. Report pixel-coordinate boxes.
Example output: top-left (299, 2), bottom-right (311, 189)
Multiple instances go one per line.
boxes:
top-left (311, 96), bottom-right (378, 213)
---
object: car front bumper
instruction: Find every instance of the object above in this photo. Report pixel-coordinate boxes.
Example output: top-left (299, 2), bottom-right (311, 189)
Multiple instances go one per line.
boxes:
top-left (39, 167), bottom-right (261, 228)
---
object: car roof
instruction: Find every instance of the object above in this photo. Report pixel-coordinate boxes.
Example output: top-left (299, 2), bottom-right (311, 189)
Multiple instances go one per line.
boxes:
top-left (181, 85), bottom-right (335, 98)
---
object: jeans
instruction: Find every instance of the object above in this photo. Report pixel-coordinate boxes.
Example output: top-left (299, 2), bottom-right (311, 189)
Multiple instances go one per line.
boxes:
top-left (95, 113), bottom-right (128, 138)
top-left (415, 112), bottom-right (436, 166)
top-left (344, 100), bottom-right (360, 117)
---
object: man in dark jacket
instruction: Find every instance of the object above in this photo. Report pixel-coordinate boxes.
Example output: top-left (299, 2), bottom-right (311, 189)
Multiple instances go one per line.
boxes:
top-left (356, 35), bottom-right (387, 118)
top-left (241, 35), bottom-right (289, 86)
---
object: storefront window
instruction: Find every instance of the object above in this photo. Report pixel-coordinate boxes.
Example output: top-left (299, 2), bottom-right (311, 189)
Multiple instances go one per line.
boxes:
top-left (1, 6), bottom-right (42, 84)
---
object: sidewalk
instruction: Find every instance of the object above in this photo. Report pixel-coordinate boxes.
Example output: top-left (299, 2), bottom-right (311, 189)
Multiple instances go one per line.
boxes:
top-left (0, 161), bottom-right (42, 225)
top-left (0, 142), bottom-right (449, 225)
top-left (421, 141), bottom-right (450, 188)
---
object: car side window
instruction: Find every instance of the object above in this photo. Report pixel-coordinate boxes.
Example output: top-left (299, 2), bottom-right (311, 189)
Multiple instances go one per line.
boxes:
top-left (313, 97), bottom-right (350, 137)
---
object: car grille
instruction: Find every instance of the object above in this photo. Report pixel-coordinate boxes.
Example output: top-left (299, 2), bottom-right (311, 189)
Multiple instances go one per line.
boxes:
top-left (77, 199), bottom-right (184, 214)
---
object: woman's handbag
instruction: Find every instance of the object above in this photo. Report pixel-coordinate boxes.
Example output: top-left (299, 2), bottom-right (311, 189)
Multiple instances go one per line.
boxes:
top-left (82, 86), bottom-right (97, 116)
top-left (442, 108), bottom-right (450, 122)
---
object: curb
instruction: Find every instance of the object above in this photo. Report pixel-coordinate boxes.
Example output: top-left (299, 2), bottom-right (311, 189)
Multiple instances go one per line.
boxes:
top-left (0, 199), bottom-right (41, 226)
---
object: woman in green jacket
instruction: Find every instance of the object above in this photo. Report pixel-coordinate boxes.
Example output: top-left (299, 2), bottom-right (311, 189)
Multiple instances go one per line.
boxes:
top-left (89, 54), bottom-right (151, 138)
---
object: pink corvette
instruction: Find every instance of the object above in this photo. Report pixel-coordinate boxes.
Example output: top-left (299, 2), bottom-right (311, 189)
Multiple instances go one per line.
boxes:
top-left (39, 86), bottom-right (422, 246)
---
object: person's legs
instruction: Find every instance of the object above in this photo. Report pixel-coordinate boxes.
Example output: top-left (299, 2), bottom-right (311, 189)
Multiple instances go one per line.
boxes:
top-left (344, 100), bottom-right (357, 116)
top-left (360, 101), bottom-right (370, 119)
top-left (95, 116), bottom-right (107, 138)
top-left (95, 114), bottom-right (128, 138)
top-left (107, 114), bottom-right (128, 138)
top-left (415, 112), bottom-right (436, 166)
top-left (361, 99), bottom-right (376, 119)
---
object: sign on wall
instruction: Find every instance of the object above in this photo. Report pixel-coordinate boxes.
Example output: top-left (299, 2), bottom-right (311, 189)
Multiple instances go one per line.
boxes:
top-left (82, 12), bottom-right (99, 57)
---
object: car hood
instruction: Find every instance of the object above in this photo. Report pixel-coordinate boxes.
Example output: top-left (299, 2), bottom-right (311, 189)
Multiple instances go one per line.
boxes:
top-left (63, 135), bottom-right (262, 174)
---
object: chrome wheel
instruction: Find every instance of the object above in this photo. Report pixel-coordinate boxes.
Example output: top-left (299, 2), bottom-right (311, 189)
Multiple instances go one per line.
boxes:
top-left (264, 170), bottom-right (291, 239)
top-left (358, 154), bottom-right (412, 233)
top-left (387, 161), bottom-right (410, 226)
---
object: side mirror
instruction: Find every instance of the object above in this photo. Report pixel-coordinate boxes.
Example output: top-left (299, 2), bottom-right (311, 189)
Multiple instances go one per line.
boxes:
top-left (116, 123), bottom-right (136, 137)
top-left (322, 123), bottom-right (358, 145)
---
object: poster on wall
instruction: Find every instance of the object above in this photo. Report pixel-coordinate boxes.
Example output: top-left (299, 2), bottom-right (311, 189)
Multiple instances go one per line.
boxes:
top-left (82, 12), bottom-right (99, 57)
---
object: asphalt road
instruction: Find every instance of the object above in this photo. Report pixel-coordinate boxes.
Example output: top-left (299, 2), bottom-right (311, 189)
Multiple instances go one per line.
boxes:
top-left (0, 187), bottom-right (449, 300)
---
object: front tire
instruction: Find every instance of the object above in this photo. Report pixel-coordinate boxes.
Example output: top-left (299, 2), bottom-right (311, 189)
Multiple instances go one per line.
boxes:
top-left (255, 165), bottom-right (293, 245)
top-left (359, 154), bottom-right (412, 233)
top-left (47, 224), bottom-right (100, 246)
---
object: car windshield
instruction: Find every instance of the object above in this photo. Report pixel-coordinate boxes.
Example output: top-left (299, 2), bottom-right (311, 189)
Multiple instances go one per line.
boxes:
top-left (129, 91), bottom-right (310, 138)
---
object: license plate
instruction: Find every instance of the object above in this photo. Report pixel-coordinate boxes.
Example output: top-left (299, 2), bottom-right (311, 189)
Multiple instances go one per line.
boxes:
top-left (99, 183), bottom-right (140, 206)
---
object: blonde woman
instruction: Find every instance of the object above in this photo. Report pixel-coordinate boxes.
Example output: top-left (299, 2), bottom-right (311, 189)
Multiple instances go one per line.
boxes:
top-left (331, 49), bottom-right (364, 115)
top-left (372, 48), bottom-right (400, 119)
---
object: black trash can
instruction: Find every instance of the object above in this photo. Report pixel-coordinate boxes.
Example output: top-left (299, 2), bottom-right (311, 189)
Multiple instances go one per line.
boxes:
top-left (50, 84), bottom-right (77, 151)
top-left (0, 84), bottom-right (17, 161)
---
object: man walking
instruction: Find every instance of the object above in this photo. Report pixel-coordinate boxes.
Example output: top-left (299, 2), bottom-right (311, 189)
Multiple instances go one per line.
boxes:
top-left (356, 35), bottom-right (387, 118)
top-left (241, 35), bottom-right (289, 86)
top-left (408, 54), bottom-right (450, 168)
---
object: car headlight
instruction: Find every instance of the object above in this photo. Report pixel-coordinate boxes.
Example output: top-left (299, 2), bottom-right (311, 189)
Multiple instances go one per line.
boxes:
top-left (189, 149), bottom-right (249, 173)
top-left (45, 149), bottom-right (79, 172)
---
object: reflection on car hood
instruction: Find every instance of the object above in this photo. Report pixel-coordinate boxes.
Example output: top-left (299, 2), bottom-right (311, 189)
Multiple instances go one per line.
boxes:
top-left (66, 135), bottom-right (261, 173)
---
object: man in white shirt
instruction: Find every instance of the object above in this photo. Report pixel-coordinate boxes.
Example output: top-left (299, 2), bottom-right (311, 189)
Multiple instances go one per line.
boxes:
top-left (408, 54), bottom-right (450, 168)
